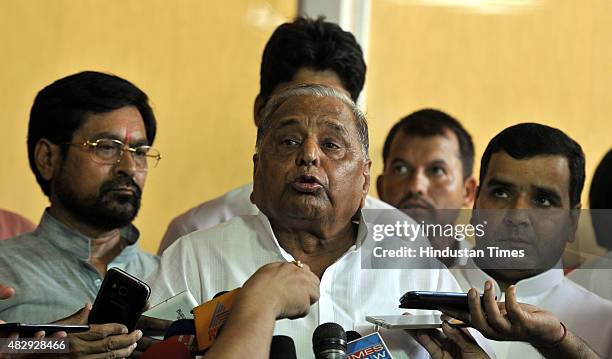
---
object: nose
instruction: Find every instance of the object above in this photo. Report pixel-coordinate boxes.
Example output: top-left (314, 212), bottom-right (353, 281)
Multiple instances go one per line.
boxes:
top-left (504, 194), bottom-right (531, 226)
top-left (114, 149), bottom-right (137, 176)
top-left (405, 169), bottom-right (428, 197)
top-left (296, 137), bottom-right (321, 167)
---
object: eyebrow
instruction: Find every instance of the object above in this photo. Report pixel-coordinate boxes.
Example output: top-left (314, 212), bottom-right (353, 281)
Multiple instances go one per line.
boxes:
top-left (487, 177), bottom-right (563, 203)
top-left (319, 119), bottom-right (350, 138)
top-left (89, 132), bottom-right (149, 146)
top-left (533, 186), bottom-right (562, 204)
top-left (485, 177), bottom-right (515, 189)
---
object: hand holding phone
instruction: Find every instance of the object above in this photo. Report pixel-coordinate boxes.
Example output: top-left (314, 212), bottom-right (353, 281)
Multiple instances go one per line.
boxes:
top-left (88, 267), bottom-right (150, 331)
top-left (399, 291), bottom-right (489, 311)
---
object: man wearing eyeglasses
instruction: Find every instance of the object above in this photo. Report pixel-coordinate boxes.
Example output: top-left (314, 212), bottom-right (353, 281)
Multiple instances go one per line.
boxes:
top-left (0, 71), bottom-right (161, 357)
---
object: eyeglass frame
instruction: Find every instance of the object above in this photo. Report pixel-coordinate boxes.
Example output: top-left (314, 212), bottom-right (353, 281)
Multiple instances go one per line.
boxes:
top-left (62, 138), bottom-right (162, 170)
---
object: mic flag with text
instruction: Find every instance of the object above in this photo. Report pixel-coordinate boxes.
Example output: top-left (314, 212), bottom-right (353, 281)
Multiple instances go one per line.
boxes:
top-left (192, 288), bottom-right (240, 351)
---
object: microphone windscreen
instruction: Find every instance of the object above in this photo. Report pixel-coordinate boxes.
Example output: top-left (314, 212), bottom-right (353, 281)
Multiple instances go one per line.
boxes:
top-left (312, 322), bottom-right (347, 359)
top-left (139, 338), bottom-right (192, 359)
top-left (270, 335), bottom-right (296, 359)
top-left (346, 330), bottom-right (362, 342)
top-left (164, 319), bottom-right (196, 340)
top-left (213, 291), bottom-right (229, 299)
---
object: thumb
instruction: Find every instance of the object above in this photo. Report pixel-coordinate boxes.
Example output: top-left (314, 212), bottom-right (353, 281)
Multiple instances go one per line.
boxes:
top-left (54, 303), bottom-right (92, 324)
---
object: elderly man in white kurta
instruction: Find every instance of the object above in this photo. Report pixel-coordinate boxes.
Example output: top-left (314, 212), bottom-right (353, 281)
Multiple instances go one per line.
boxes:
top-left (147, 84), bottom-right (495, 359)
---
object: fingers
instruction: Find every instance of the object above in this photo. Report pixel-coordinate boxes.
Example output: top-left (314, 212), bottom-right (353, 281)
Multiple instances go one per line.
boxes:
top-left (439, 307), bottom-right (470, 323)
top-left (410, 329), bottom-right (448, 359)
top-left (504, 285), bottom-right (525, 325)
top-left (0, 285), bottom-right (15, 300)
top-left (86, 342), bottom-right (138, 359)
top-left (135, 335), bottom-right (159, 353)
top-left (54, 303), bottom-right (92, 325)
top-left (467, 288), bottom-right (487, 329)
top-left (441, 322), bottom-right (475, 352)
top-left (135, 315), bottom-right (171, 337)
top-left (482, 281), bottom-right (511, 333)
top-left (75, 324), bottom-right (129, 341)
top-left (71, 329), bottom-right (142, 357)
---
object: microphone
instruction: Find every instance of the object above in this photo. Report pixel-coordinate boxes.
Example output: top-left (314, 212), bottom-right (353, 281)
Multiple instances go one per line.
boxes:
top-left (312, 322), bottom-right (347, 359)
top-left (347, 331), bottom-right (394, 359)
top-left (139, 336), bottom-right (194, 359)
top-left (270, 335), bottom-right (296, 359)
top-left (213, 291), bottom-right (229, 298)
top-left (346, 330), bottom-right (362, 342)
top-left (192, 288), bottom-right (241, 351)
top-left (164, 319), bottom-right (195, 340)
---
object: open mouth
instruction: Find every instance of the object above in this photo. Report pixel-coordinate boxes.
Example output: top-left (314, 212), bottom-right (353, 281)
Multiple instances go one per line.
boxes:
top-left (292, 175), bottom-right (323, 193)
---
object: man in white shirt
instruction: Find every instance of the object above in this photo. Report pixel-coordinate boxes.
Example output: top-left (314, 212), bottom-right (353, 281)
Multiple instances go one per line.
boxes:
top-left (148, 84), bottom-right (477, 359)
top-left (157, 17), bottom-right (393, 254)
top-left (376, 109), bottom-right (477, 268)
top-left (450, 123), bottom-right (612, 358)
top-left (568, 149), bottom-right (612, 300)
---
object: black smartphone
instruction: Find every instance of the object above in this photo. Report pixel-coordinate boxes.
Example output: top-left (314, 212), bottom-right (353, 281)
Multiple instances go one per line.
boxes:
top-left (399, 291), bottom-right (489, 310)
top-left (0, 323), bottom-right (89, 336)
top-left (88, 267), bottom-right (151, 331)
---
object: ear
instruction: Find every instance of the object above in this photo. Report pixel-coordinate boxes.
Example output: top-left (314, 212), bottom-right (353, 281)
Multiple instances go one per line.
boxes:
top-left (567, 202), bottom-right (582, 243)
top-left (250, 153), bottom-right (259, 205)
top-left (462, 176), bottom-right (478, 208)
top-left (376, 174), bottom-right (385, 201)
top-left (472, 184), bottom-right (481, 210)
top-left (34, 139), bottom-right (62, 182)
top-left (359, 160), bottom-right (372, 209)
top-left (253, 94), bottom-right (265, 127)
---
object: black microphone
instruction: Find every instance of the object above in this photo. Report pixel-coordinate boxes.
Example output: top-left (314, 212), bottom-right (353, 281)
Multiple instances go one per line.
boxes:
top-left (312, 322), bottom-right (347, 359)
top-left (270, 335), bottom-right (296, 359)
top-left (346, 330), bottom-right (361, 342)
top-left (213, 291), bottom-right (229, 299)
top-left (164, 319), bottom-right (196, 340)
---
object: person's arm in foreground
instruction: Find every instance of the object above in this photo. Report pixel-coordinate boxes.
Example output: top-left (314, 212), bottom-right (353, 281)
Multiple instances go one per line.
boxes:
top-left (202, 261), bottom-right (320, 359)
top-left (438, 280), bottom-right (601, 359)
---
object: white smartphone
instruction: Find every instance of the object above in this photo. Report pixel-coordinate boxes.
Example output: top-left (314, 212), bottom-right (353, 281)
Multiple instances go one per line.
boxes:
top-left (365, 314), bottom-right (467, 330)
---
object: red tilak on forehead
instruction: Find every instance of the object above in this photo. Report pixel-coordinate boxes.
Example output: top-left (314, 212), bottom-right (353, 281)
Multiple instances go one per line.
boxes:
top-left (123, 125), bottom-right (134, 143)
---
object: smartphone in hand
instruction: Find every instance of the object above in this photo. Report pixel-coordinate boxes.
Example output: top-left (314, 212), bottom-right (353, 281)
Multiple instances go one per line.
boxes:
top-left (399, 291), bottom-right (488, 311)
top-left (88, 267), bottom-right (150, 331)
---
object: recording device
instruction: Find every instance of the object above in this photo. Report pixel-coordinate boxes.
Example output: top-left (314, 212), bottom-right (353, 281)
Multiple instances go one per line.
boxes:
top-left (192, 289), bottom-right (240, 351)
top-left (347, 331), bottom-right (394, 359)
top-left (0, 323), bottom-right (89, 336)
top-left (164, 319), bottom-right (196, 340)
top-left (399, 291), bottom-right (489, 310)
top-left (88, 267), bottom-right (150, 331)
top-left (139, 335), bottom-right (194, 359)
top-left (346, 330), bottom-right (362, 342)
top-left (366, 314), bottom-right (467, 330)
top-left (270, 335), bottom-right (297, 359)
top-left (312, 322), bottom-right (347, 359)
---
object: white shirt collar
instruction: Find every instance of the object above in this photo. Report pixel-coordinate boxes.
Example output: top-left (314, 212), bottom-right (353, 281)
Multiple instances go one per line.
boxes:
top-left (463, 258), bottom-right (565, 298)
top-left (255, 210), bottom-right (366, 261)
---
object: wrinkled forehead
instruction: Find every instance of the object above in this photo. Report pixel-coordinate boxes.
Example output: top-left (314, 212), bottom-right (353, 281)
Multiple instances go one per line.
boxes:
top-left (483, 152), bottom-right (571, 197)
top-left (268, 95), bottom-right (357, 132)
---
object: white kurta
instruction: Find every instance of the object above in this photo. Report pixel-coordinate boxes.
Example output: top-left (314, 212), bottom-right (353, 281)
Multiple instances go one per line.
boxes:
top-left (149, 210), bottom-right (491, 359)
top-left (452, 259), bottom-right (612, 358)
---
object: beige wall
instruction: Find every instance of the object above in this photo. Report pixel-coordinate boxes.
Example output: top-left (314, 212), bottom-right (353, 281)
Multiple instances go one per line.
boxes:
top-left (2, 0), bottom-right (609, 260)
top-left (0, 0), bottom-right (296, 253)
top-left (366, 0), bottom-right (612, 260)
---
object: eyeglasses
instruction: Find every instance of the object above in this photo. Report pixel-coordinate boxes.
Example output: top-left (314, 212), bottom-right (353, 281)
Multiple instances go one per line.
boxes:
top-left (64, 139), bottom-right (162, 170)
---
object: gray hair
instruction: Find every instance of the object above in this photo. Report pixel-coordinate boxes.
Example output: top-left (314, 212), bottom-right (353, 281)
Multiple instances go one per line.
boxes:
top-left (256, 83), bottom-right (369, 159)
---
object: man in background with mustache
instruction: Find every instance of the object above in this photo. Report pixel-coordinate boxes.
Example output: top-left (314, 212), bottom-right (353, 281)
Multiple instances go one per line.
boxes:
top-left (451, 123), bottom-right (612, 358)
top-left (0, 71), bottom-right (161, 357)
top-left (376, 109), bottom-right (477, 267)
